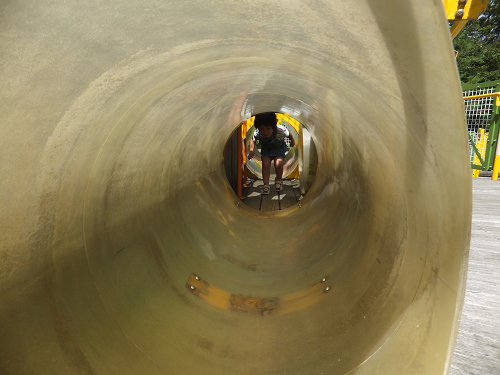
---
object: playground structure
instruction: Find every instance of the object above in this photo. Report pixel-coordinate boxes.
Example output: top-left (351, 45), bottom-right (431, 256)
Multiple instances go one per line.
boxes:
top-left (443, 0), bottom-right (490, 38)
top-left (462, 81), bottom-right (500, 179)
top-left (0, 1), bottom-right (475, 375)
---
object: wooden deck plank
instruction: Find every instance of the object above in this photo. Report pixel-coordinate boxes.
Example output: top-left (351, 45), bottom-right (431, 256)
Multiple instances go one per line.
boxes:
top-left (261, 186), bottom-right (280, 211)
top-left (241, 179), bottom-right (301, 211)
top-left (242, 180), bottom-right (262, 210)
top-left (279, 180), bottom-right (300, 210)
top-left (451, 177), bottom-right (500, 375)
top-left (287, 179), bottom-right (304, 202)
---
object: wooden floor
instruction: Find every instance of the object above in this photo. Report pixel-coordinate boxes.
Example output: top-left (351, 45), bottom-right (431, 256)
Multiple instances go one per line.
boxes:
top-left (241, 179), bottom-right (303, 211)
top-left (451, 177), bottom-right (500, 374)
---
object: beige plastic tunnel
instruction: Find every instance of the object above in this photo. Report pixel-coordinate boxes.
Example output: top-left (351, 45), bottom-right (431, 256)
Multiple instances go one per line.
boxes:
top-left (0, 0), bottom-right (472, 374)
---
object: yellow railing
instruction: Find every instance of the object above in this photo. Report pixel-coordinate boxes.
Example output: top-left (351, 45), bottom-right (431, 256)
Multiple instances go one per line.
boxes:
top-left (463, 92), bottom-right (500, 107)
top-left (463, 92), bottom-right (500, 179)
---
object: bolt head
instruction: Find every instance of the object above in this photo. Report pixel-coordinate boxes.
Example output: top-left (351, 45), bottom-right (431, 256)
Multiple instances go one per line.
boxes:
top-left (456, 9), bottom-right (465, 17)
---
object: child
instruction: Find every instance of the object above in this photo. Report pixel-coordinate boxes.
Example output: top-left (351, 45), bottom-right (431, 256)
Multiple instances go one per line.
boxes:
top-left (248, 112), bottom-right (296, 195)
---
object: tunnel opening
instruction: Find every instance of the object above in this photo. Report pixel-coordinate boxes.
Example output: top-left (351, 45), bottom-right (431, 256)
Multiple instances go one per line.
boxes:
top-left (223, 112), bottom-right (318, 211)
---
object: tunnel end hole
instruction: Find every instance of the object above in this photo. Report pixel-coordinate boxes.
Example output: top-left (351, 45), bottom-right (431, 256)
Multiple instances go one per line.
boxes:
top-left (223, 112), bottom-right (317, 212)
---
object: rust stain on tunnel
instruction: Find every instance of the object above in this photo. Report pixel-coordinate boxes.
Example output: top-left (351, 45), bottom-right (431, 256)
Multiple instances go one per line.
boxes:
top-left (186, 274), bottom-right (331, 316)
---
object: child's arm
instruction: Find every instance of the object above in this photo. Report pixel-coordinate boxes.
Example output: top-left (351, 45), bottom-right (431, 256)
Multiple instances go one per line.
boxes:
top-left (288, 132), bottom-right (296, 148)
top-left (248, 138), bottom-right (255, 159)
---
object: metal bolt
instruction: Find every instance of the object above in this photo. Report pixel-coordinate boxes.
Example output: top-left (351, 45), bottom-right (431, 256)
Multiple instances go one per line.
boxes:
top-left (195, 275), bottom-right (200, 281)
top-left (298, 203), bottom-right (302, 208)
top-left (190, 285), bottom-right (196, 291)
top-left (458, 0), bottom-right (467, 4)
top-left (324, 286), bottom-right (330, 292)
top-left (321, 277), bottom-right (327, 283)
top-left (236, 202), bottom-right (240, 207)
top-left (456, 9), bottom-right (464, 17)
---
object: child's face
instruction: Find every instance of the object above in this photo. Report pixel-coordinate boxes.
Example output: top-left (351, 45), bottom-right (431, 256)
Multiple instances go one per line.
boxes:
top-left (258, 125), bottom-right (274, 138)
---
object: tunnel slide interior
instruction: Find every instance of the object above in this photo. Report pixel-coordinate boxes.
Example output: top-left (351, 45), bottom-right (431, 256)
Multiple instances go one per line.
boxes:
top-left (0, 1), bottom-right (472, 374)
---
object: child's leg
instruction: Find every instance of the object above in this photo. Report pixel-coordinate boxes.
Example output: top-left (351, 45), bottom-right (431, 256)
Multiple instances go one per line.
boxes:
top-left (261, 156), bottom-right (272, 185)
top-left (274, 157), bottom-right (284, 180)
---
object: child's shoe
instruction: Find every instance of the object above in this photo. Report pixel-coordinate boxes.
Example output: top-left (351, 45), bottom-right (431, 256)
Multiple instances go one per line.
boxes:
top-left (261, 184), bottom-right (270, 195)
top-left (275, 178), bottom-right (283, 192)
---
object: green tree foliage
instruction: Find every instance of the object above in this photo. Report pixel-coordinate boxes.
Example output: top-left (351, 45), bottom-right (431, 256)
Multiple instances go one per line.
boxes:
top-left (454, 0), bottom-right (500, 84)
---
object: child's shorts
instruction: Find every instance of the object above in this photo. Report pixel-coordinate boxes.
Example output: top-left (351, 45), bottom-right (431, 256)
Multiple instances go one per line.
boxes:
top-left (261, 148), bottom-right (286, 159)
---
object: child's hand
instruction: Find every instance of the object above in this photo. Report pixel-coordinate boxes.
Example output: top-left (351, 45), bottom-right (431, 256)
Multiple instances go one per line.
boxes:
top-left (248, 150), bottom-right (254, 160)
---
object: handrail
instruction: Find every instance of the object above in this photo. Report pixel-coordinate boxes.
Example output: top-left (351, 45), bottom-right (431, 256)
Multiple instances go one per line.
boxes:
top-left (463, 92), bottom-right (500, 106)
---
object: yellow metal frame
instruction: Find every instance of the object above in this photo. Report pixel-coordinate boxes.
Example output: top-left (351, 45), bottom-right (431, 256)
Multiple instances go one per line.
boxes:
top-left (186, 274), bottom-right (332, 316)
top-left (443, 0), bottom-right (490, 39)
top-left (463, 92), bottom-right (500, 106)
top-left (450, 20), bottom-right (469, 39)
top-left (471, 128), bottom-right (488, 177)
top-left (492, 128), bottom-right (500, 180)
top-left (443, 0), bottom-right (489, 21)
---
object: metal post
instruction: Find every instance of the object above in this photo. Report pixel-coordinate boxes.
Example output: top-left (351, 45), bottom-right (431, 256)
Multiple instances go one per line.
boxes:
top-left (472, 128), bottom-right (485, 178)
top-left (237, 123), bottom-right (243, 198)
top-left (492, 128), bottom-right (500, 180)
top-left (241, 121), bottom-right (248, 188)
top-left (492, 95), bottom-right (500, 180)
